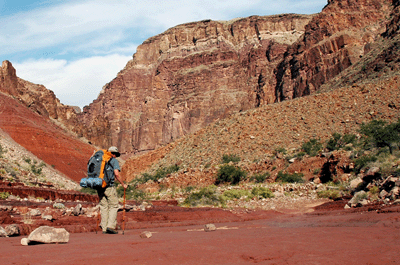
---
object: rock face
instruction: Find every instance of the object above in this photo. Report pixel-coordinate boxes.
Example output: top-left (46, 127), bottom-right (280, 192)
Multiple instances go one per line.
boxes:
top-left (73, 14), bottom-right (313, 156)
top-left (1, 0), bottom-right (397, 162)
top-left (0, 61), bottom-right (79, 121)
top-left (275, 0), bottom-right (393, 100)
top-left (71, 0), bottom-right (395, 157)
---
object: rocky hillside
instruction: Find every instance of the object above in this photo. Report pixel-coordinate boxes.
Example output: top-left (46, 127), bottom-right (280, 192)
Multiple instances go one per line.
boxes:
top-left (0, 0), bottom-right (399, 189)
top-left (0, 87), bottom-right (95, 182)
top-left (122, 0), bottom-right (400, 185)
top-left (63, 0), bottom-right (394, 159)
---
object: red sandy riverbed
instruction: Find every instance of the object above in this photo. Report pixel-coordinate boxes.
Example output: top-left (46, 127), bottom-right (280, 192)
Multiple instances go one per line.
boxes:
top-left (1, 203), bottom-right (400, 264)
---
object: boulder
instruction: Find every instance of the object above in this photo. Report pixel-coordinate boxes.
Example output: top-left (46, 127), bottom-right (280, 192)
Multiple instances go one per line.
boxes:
top-left (350, 177), bottom-right (363, 189)
top-left (204, 224), bottom-right (216, 232)
top-left (5, 224), bottom-right (20, 236)
top-left (0, 226), bottom-right (7, 237)
top-left (72, 203), bottom-right (82, 216)
top-left (27, 226), bottom-right (69, 244)
top-left (140, 231), bottom-right (152, 238)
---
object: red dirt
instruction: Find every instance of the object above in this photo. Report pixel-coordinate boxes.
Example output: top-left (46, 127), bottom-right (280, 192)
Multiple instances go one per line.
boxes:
top-left (1, 202), bottom-right (400, 264)
top-left (0, 93), bottom-right (95, 182)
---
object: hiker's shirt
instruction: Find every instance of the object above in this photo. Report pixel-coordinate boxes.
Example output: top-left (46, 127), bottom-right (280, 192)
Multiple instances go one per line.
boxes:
top-left (106, 158), bottom-right (120, 187)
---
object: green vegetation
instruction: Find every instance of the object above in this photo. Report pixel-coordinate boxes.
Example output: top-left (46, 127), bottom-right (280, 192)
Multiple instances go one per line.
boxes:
top-left (0, 192), bottom-right (10, 200)
top-left (182, 186), bottom-right (224, 207)
top-left (317, 189), bottom-right (341, 200)
top-left (136, 165), bottom-right (180, 184)
top-left (326, 133), bottom-right (357, 151)
top-left (117, 185), bottom-right (148, 201)
top-left (359, 119), bottom-right (400, 154)
top-left (221, 154), bottom-right (241, 164)
top-left (276, 171), bottom-right (304, 183)
top-left (223, 189), bottom-right (251, 200)
top-left (301, 138), bottom-right (322, 157)
top-left (251, 187), bottom-right (274, 199)
top-left (80, 187), bottom-right (98, 195)
top-left (250, 172), bottom-right (269, 183)
top-left (215, 164), bottom-right (247, 185)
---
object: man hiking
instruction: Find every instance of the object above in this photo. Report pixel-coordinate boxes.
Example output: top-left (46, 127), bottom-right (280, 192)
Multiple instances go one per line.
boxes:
top-left (98, 146), bottom-right (127, 234)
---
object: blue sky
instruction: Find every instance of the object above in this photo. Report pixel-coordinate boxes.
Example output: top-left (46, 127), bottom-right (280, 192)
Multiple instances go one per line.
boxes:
top-left (0, 0), bottom-right (327, 108)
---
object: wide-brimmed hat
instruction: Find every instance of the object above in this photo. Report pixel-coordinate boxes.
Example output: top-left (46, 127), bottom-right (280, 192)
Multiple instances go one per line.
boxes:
top-left (108, 146), bottom-right (120, 157)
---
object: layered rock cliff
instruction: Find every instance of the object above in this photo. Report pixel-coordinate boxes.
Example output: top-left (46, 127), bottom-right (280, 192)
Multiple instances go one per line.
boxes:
top-left (73, 14), bottom-right (313, 156)
top-left (275, 0), bottom-right (393, 100)
top-left (2, 0), bottom-right (397, 162)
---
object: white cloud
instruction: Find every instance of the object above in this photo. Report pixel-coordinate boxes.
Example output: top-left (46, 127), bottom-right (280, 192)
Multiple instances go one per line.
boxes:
top-left (4, 0), bottom-right (327, 108)
top-left (0, 0), bottom-right (326, 56)
top-left (14, 54), bottom-right (132, 108)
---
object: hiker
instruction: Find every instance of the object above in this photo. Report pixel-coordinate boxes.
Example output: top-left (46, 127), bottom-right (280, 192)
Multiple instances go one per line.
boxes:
top-left (97, 146), bottom-right (127, 234)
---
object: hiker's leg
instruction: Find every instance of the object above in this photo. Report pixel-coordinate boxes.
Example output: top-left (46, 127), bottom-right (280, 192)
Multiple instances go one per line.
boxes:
top-left (105, 186), bottom-right (119, 230)
top-left (98, 189), bottom-right (109, 232)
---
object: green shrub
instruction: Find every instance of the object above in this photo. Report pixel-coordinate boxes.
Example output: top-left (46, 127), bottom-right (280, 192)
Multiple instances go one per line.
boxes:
top-left (359, 119), bottom-right (400, 154)
top-left (274, 147), bottom-right (286, 156)
top-left (137, 165), bottom-right (180, 184)
top-left (302, 138), bottom-right (322, 156)
top-left (183, 186), bottom-right (223, 207)
top-left (117, 185), bottom-right (148, 201)
top-left (215, 165), bottom-right (247, 185)
top-left (221, 154), bottom-right (241, 164)
top-left (250, 172), bottom-right (269, 183)
top-left (223, 189), bottom-right (251, 200)
top-left (354, 154), bottom-right (378, 174)
top-left (276, 171), bottom-right (304, 183)
top-left (317, 189), bottom-right (341, 200)
top-left (80, 187), bottom-right (98, 195)
top-left (251, 187), bottom-right (274, 199)
top-left (0, 192), bottom-right (10, 200)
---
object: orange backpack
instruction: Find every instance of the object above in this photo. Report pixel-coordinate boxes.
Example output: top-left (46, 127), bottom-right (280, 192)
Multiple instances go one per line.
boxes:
top-left (80, 150), bottom-right (113, 189)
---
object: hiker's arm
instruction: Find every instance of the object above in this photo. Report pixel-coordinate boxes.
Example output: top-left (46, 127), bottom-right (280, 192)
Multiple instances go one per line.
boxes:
top-left (114, 169), bottom-right (127, 189)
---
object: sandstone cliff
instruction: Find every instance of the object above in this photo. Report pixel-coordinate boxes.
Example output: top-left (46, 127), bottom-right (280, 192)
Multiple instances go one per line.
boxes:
top-left (275, 0), bottom-right (393, 100)
top-left (73, 14), bottom-right (313, 157)
top-left (71, 0), bottom-right (395, 158)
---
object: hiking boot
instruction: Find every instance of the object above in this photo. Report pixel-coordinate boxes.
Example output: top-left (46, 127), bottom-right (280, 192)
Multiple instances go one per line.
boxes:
top-left (106, 228), bottom-right (118, 234)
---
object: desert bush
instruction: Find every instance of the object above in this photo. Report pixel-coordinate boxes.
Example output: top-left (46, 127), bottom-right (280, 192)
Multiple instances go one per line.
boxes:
top-left (353, 154), bottom-right (378, 174)
top-left (359, 119), bottom-right (400, 154)
top-left (137, 164), bottom-right (180, 184)
top-left (251, 187), bottom-right (274, 199)
top-left (317, 189), bottom-right (341, 200)
top-left (250, 172), bottom-right (269, 183)
top-left (221, 154), bottom-right (241, 164)
top-left (301, 138), bottom-right (322, 156)
top-left (0, 192), bottom-right (10, 200)
top-left (183, 186), bottom-right (224, 207)
top-left (215, 165), bottom-right (247, 185)
top-left (326, 133), bottom-right (357, 151)
top-left (223, 189), bottom-right (251, 200)
top-left (79, 187), bottom-right (98, 195)
top-left (117, 185), bottom-right (148, 201)
top-left (276, 171), bottom-right (304, 183)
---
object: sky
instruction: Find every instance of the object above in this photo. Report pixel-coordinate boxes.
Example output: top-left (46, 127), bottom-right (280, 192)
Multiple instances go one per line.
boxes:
top-left (0, 0), bottom-right (327, 109)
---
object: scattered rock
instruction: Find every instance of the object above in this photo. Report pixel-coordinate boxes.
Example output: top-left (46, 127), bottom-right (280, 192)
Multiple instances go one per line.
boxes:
top-left (72, 204), bottom-right (82, 216)
top-left (5, 224), bottom-right (20, 236)
top-left (350, 177), bottom-right (363, 189)
top-left (42, 214), bottom-right (53, 221)
top-left (21, 238), bottom-right (29, 246)
top-left (204, 224), bottom-right (216, 232)
top-left (0, 226), bottom-right (7, 237)
top-left (53, 203), bottom-right (65, 209)
top-left (140, 231), bottom-right (152, 238)
top-left (29, 209), bottom-right (41, 216)
top-left (27, 226), bottom-right (69, 244)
